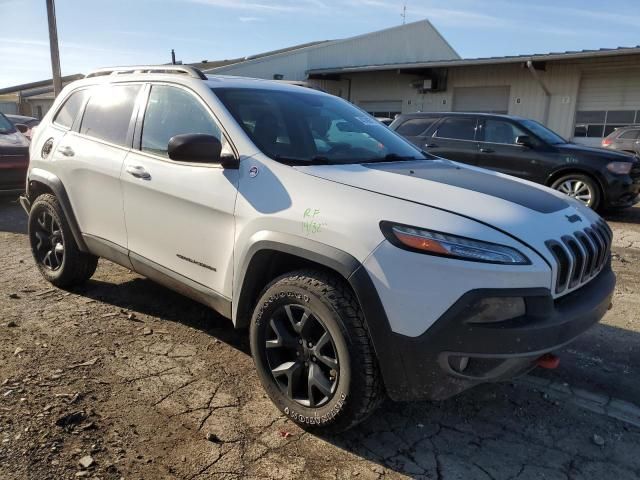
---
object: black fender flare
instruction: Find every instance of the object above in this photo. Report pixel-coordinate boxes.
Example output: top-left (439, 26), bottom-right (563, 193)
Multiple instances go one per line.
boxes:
top-left (26, 168), bottom-right (88, 252)
top-left (234, 231), bottom-right (404, 398)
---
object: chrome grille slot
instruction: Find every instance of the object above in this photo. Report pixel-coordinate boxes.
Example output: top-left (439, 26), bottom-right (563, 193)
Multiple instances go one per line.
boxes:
top-left (562, 236), bottom-right (585, 288)
top-left (547, 221), bottom-right (612, 296)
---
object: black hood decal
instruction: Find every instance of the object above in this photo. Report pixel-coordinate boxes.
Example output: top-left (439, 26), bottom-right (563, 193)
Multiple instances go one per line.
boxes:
top-left (365, 160), bottom-right (568, 214)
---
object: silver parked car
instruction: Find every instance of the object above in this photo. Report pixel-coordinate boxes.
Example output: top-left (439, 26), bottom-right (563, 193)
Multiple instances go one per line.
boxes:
top-left (602, 125), bottom-right (640, 154)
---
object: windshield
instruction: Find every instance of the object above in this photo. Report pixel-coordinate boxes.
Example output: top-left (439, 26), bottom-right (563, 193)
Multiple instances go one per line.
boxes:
top-left (520, 119), bottom-right (566, 145)
top-left (0, 113), bottom-right (16, 134)
top-left (213, 87), bottom-right (425, 164)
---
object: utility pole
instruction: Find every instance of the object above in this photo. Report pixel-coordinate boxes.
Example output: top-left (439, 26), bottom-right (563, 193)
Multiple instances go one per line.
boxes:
top-left (401, 2), bottom-right (407, 24)
top-left (46, 0), bottom-right (62, 97)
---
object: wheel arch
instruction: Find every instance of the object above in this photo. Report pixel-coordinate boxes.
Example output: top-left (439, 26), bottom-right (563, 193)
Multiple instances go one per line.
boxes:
top-left (234, 231), bottom-right (402, 397)
top-left (26, 168), bottom-right (88, 252)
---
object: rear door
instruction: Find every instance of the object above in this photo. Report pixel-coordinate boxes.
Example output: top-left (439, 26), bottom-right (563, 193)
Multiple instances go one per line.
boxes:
top-left (59, 84), bottom-right (142, 250)
top-left (425, 116), bottom-right (479, 165)
top-left (392, 116), bottom-right (438, 148)
top-left (476, 118), bottom-right (548, 182)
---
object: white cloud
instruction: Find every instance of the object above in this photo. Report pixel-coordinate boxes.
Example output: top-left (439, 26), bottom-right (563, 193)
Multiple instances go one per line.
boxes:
top-left (238, 16), bottom-right (264, 22)
top-left (188, 0), bottom-right (327, 12)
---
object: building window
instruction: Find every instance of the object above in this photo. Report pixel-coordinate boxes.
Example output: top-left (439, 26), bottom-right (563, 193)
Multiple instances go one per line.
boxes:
top-left (370, 111), bottom-right (401, 119)
top-left (574, 110), bottom-right (639, 138)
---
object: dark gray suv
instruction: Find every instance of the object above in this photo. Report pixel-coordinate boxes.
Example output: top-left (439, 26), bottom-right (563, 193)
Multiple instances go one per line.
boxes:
top-left (602, 125), bottom-right (640, 154)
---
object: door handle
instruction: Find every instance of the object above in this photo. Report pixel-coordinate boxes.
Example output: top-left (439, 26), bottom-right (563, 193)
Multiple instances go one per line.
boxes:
top-left (480, 148), bottom-right (494, 153)
top-left (126, 165), bottom-right (151, 180)
top-left (424, 143), bottom-right (438, 148)
top-left (57, 145), bottom-right (74, 157)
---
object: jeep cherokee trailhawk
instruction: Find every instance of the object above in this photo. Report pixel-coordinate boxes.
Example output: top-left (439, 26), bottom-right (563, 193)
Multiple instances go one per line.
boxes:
top-left (21, 66), bottom-right (616, 432)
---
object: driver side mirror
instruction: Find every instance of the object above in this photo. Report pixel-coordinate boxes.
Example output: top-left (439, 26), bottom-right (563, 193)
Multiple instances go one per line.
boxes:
top-left (168, 134), bottom-right (223, 163)
top-left (15, 123), bottom-right (29, 134)
top-left (515, 135), bottom-right (533, 148)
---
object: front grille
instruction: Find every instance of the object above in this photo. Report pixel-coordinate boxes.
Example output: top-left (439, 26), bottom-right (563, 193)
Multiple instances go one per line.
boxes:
top-left (546, 221), bottom-right (612, 295)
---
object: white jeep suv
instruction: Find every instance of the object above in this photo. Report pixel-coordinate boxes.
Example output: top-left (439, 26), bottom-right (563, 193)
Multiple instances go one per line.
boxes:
top-left (21, 66), bottom-right (615, 432)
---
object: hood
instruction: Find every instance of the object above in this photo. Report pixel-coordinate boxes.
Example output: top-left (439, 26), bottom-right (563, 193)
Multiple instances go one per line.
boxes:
top-left (294, 159), bottom-right (601, 259)
top-left (0, 131), bottom-right (29, 148)
top-left (557, 142), bottom-right (635, 161)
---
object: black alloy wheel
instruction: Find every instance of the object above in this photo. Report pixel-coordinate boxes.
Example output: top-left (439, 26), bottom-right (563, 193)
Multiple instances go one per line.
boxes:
top-left (265, 304), bottom-right (339, 408)
top-left (32, 210), bottom-right (64, 271)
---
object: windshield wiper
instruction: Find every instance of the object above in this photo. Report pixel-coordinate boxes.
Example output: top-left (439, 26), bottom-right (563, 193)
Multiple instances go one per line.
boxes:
top-left (360, 153), bottom-right (422, 164)
top-left (273, 155), bottom-right (332, 165)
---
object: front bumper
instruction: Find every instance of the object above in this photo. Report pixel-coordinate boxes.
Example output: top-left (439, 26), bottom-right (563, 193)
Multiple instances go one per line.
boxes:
top-left (604, 169), bottom-right (640, 208)
top-left (352, 263), bottom-right (615, 402)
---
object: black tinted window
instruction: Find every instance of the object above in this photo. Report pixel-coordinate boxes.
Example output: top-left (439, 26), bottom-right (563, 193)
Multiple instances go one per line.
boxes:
top-left (53, 90), bottom-right (87, 129)
top-left (482, 119), bottom-right (526, 144)
top-left (435, 117), bottom-right (477, 141)
top-left (80, 85), bottom-right (140, 146)
top-left (396, 118), bottom-right (435, 136)
top-left (619, 129), bottom-right (640, 139)
top-left (141, 85), bottom-right (222, 158)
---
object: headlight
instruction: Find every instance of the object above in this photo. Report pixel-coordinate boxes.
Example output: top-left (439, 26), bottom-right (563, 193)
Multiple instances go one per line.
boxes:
top-left (380, 222), bottom-right (530, 265)
top-left (606, 161), bottom-right (632, 174)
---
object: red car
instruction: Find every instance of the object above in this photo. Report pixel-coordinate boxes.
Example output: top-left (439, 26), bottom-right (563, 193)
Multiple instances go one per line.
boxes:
top-left (0, 112), bottom-right (29, 195)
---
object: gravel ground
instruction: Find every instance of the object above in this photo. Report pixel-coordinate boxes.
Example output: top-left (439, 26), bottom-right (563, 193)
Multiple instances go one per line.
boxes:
top-left (1, 196), bottom-right (639, 480)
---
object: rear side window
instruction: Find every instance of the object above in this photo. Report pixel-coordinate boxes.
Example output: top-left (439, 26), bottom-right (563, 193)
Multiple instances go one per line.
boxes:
top-left (619, 130), bottom-right (640, 139)
top-left (395, 118), bottom-right (435, 136)
top-left (80, 85), bottom-right (141, 146)
top-left (140, 85), bottom-right (222, 158)
top-left (53, 90), bottom-right (87, 129)
top-left (435, 117), bottom-right (477, 141)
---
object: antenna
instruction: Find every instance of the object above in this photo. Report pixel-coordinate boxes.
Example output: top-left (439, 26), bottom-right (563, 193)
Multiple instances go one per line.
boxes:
top-left (401, 2), bottom-right (407, 24)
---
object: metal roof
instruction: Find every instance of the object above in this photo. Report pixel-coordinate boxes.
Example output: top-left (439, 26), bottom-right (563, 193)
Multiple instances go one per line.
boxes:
top-left (307, 46), bottom-right (640, 76)
top-left (0, 74), bottom-right (83, 95)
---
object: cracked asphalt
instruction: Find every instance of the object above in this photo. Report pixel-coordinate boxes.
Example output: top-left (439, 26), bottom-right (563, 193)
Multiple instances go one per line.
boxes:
top-left (1, 197), bottom-right (639, 480)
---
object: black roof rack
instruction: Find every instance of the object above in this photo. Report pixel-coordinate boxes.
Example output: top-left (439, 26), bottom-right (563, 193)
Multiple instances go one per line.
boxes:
top-left (85, 65), bottom-right (207, 80)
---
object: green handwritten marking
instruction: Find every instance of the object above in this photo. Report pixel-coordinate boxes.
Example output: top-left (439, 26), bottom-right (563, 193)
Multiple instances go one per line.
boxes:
top-left (302, 208), bottom-right (327, 235)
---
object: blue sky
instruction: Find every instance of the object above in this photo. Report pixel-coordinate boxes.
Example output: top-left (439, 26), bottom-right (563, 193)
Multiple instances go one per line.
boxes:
top-left (1, 0), bottom-right (639, 88)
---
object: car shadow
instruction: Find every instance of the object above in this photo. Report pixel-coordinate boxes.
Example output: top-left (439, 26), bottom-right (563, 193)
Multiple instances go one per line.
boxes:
top-left (603, 204), bottom-right (640, 225)
top-left (0, 196), bottom-right (27, 234)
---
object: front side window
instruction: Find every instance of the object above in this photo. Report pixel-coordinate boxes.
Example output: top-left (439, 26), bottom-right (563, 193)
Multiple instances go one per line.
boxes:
top-left (53, 89), bottom-right (87, 129)
top-left (80, 85), bottom-right (141, 146)
top-left (395, 118), bottom-right (436, 137)
top-left (213, 87), bottom-right (424, 164)
top-left (434, 117), bottom-right (477, 141)
top-left (481, 119), bottom-right (526, 145)
top-left (141, 85), bottom-right (222, 158)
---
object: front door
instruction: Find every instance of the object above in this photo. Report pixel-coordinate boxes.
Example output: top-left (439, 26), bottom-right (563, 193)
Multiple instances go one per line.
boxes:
top-left (424, 116), bottom-right (479, 166)
top-left (476, 118), bottom-right (546, 182)
top-left (121, 84), bottom-right (239, 297)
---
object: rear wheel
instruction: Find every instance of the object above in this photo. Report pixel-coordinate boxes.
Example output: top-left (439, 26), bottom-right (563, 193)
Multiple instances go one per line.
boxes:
top-left (28, 194), bottom-right (98, 288)
top-left (250, 270), bottom-right (384, 433)
top-left (551, 173), bottom-right (601, 209)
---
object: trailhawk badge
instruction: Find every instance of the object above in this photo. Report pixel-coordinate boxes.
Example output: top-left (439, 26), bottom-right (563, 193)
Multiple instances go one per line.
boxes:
top-left (249, 166), bottom-right (259, 178)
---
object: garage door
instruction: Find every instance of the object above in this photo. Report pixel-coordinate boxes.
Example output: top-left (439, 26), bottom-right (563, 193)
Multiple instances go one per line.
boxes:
top-left (0, 102), bottom-right (18, 114)
top-left (359, 100), bottom-right (402, 118)
top-left (573, 69), bottom-right (640, 145)
top-left (452, 86), bottom-right (510, 113)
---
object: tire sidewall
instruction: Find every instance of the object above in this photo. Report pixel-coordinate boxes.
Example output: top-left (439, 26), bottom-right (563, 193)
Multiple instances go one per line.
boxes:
top-left (28, 197), bottom-right (69, 283)
top-left (250, 282), bottom-right (353, 428)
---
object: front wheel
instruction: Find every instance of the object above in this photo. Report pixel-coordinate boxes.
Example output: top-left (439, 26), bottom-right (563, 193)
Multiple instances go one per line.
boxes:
top-left (551, 174), bottom-right (601, 209)
top-left (28, 194), bottom-right (98, 288)
top-left (249, 270), bottom-right (384, 433)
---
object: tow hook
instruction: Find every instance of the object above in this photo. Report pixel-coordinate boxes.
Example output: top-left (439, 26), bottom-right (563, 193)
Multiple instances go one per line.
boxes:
top-left (537, 353), bottom-right (560, 369)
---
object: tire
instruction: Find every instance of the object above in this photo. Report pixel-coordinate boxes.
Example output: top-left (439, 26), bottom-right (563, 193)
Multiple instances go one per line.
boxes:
top-left (551, 173), bottom-right (601, 210)
top-left (249, 269), bottom-right (384, 433)
top-left (28, 193), bottom-right (98, 288)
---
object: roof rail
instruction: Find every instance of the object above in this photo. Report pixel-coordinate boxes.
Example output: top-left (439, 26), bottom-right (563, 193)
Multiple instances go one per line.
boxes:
top-left (85, 65), bottom-right (207, 80)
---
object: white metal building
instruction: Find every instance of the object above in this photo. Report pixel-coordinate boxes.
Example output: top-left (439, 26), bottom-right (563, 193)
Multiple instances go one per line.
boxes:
top-left (206, 20), bottom-right (640, 147)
